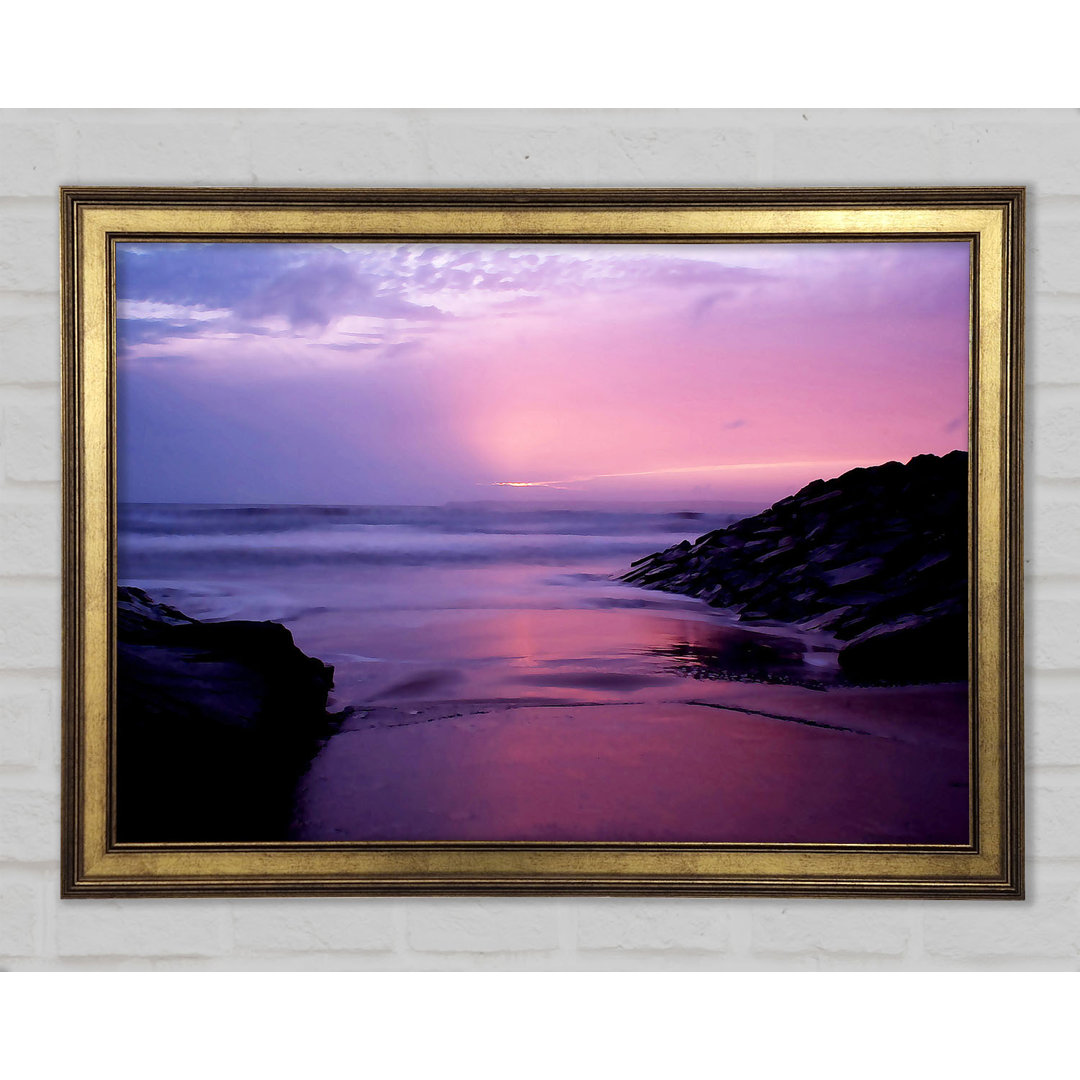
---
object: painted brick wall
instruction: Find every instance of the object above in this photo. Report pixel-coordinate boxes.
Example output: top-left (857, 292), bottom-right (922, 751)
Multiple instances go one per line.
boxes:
top-left (1, 108), bottom-right (1076, 970)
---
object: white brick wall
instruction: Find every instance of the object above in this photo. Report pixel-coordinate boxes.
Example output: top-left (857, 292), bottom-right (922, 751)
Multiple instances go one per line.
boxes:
top-left (1, 108), bottom-right (1077, 970)
top-left (577, 899), bottom-right (734, 955)
top-left (0, 200), bottom-right (58, 294)
top-left (54, 900), bottom-right (228, 958)
top-left (230, 899), bottom-right (399, 955)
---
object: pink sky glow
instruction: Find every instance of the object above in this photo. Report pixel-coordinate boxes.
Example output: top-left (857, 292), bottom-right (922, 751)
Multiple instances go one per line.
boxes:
top-left (116, 240), bottom-right (971, 506)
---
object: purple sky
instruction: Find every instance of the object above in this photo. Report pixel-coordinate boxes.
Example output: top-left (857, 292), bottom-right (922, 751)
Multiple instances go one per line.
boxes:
top-left (116, 240), bottom-right (971, 506)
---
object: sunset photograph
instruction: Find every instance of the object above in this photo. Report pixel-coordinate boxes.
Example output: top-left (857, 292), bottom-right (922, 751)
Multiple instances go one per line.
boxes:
top-left (114, 238), bottom-right (971, 845)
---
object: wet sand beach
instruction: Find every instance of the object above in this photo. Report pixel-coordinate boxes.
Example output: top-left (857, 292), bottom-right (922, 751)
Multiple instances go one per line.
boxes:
top-left (286, 597), bottom-right (968, 844)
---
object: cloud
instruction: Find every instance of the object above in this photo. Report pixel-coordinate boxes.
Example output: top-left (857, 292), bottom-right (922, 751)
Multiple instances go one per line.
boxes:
top-left (116, 244), bottom-right (450, 364)
top-left (690, 292), bottom-right (725, 321)
top-left (117, 301), bottom-right (231, 321)
top-left (117, 243), bottom-right (445, 335)
top-left (117, 240), bottom-right (970, 325)
top-left (233, 247), bottom-right (446, 331)
top-left (115, 240), bottom-right (972, 382)
top-left (116, 243), bottom-right (296, 308)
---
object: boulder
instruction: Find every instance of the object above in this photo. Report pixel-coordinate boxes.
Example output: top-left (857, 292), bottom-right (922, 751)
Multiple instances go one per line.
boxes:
top-left (116, 587), bottom-right (336, 841)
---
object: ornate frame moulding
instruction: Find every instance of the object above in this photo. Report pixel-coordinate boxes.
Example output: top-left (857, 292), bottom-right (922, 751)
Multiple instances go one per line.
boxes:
top-left (61, 187), bottom-right (1024, 897)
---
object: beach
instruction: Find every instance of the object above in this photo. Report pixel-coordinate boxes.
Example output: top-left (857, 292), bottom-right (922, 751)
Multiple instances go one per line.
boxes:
top-left (119, 502), bottom-right (970, 845)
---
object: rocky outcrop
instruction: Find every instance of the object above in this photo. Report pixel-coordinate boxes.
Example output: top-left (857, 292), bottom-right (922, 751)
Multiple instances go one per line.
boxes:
top-left (836, 610), bottom-right (968, 683)
top-left (622, 451), bottom-right (968, 683)
top-left (116, 587), bottom-right (336, 841)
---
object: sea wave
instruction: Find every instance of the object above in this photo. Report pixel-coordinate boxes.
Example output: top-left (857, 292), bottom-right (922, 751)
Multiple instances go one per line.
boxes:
top-left (118, 503), bottom-right (739, 573)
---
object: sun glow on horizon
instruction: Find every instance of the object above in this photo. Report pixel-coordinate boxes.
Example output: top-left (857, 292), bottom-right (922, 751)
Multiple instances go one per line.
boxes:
top-left (489, 458), bottom-right (879, 489)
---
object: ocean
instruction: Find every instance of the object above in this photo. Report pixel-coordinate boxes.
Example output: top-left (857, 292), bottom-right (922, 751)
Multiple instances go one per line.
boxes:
top-left (117, 502), bottom-right (970, 843)
top-left (118, 501), bottom-right (752, 706)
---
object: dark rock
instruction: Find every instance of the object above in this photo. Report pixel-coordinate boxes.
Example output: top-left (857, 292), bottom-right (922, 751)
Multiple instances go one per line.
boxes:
top-left (621, 451), bottom-right (968, 684)
top-left (801, 489), bottom-right (844, 508)
top-left (837, 612), bottom-right (968, 683)
top-left (116, 586), bottom-right (336, 842)
top-left (821, 557), bottom-right (885, 587)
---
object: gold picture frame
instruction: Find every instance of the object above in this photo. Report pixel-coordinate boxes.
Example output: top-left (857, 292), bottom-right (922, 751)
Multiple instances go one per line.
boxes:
top-left (61, 186), bottom-right (1024, 898)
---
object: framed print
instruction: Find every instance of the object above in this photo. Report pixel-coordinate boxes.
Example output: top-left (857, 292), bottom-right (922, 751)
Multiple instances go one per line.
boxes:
top-left (61, 187), bottom-right (1024, 897)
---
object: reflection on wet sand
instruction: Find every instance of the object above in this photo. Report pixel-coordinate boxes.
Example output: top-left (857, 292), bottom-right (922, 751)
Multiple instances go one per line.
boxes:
top-left (286, 573), bottom-right (968, 845)
top-left (649, 621), bottom-right (827, 688)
